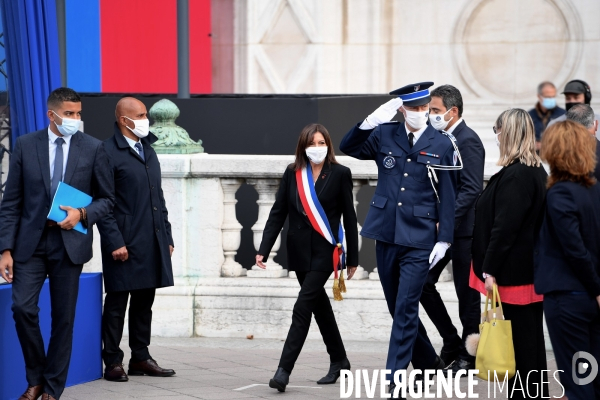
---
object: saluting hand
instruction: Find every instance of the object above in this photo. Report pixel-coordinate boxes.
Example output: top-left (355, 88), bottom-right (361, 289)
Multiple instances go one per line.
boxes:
top-left (112, 246), bottom-right (129, 262)
top-left (255, 254), bottom-right (266, 269)
top-left (58, 205), bottom-right (80, 230)
top-left (346, 266), bottom-right (357, 280)
top-left (0, 250), bottom-right (13, 283)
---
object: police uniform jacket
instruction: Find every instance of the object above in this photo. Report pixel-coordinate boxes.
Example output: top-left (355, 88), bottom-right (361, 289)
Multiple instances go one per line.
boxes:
top-left (96, 124), bottom-right (175, 292)
top-left (258, 162), bottom-right (359, 272)
top-left (339, 122), bottom-right (457, 249)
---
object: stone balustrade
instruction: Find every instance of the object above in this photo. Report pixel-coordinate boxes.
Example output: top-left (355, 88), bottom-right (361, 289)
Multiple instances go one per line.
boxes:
top-left (81, 154), bottom-right (547, 349)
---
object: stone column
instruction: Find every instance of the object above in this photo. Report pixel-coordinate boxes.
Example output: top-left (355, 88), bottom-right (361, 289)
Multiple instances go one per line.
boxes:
top-left (368, 179), bottom-right (380, 280)
top-left (246, 178), bottom-right (287, 278)
top-left (220, 178), bottom-right (246, 277)
top-left (350, 179), bottom-right (369, 279)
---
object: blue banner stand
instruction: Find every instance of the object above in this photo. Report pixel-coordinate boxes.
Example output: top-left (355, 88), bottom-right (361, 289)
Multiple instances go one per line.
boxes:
top-left (0, 273), bottom-right (103, 399)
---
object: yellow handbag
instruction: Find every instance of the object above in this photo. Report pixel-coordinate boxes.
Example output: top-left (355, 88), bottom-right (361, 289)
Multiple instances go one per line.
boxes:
top-left (475, 284), bottom-right (516, 381)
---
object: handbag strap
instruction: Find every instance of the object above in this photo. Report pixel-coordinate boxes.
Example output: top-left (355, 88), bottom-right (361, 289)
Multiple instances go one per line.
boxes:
top-left (493, 284), bottom-right (505, 320)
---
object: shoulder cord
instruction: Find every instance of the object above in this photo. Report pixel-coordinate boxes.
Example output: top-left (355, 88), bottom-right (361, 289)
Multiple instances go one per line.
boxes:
top-left (425, 131), bottom-right (464, 203)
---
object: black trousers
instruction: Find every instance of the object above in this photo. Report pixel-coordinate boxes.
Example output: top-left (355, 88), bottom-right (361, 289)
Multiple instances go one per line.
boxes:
top-left (420, 236), bottom-right (481, 361)
top-left (503, 302), bottom-right (548, 399)
top-left (11, 227), bottom-right (83, 399)
top-left (544, 292), bottom-right (600, 400)
top-left (101, 288), bottom-right (156, 366)
top-left (279, 270), bottom-right (346, 372)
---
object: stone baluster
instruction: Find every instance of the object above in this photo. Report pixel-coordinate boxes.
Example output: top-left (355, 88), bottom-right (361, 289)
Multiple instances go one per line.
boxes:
top-left (220, 178), bottom-right (246, 277)
top-left (246, 178), bottom-right (287, 277)
top-left (350, 179), bottom-right (369, 279)
top-left (368, 179), bottom-right (380, 280)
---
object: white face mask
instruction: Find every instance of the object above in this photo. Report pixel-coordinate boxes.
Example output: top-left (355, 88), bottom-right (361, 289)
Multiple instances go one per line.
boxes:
top-left (305, 146), bottom-right (328, 164)
top-left (124, 116), bottom-right (150, 138)
top-left (495, 132), bottom-right (501, 147)
top-left (403, 107), bottom-right (429, 130)
top-left (429, 109), bottom-right (453, 131)
top-left (52, 111), bottom-right (80, 136)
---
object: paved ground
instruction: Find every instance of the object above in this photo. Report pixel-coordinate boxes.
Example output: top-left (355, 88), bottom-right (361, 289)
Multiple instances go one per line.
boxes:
top-left (62, 337), bottom-right (564, 399)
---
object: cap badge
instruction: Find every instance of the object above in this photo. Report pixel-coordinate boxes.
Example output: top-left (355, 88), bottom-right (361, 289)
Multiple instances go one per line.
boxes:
top-left (414, 85), bottom-right (420, 91)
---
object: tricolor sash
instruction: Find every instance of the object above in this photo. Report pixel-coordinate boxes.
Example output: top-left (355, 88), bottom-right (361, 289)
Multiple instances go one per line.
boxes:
top-left (296, 166), bottom-right (347, 300)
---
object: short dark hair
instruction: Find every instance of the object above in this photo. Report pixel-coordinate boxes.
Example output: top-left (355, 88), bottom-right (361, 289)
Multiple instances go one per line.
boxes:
top-left (537, 81), bottom-right (555, 95)
top-left (430, 85), bottom-right (463, 117)
top-left (566, 103), bottom-right (595, 129)
top-left (47, 87), bottom-right (81, 109)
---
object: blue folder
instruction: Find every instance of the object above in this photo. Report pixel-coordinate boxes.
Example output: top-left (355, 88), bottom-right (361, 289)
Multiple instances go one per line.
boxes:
top-left (47, 182), bottom-right (92, 234)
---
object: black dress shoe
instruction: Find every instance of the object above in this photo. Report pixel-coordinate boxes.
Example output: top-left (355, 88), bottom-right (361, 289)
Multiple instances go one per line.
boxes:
top-left (414, 356), bottom-right (445, 392)
top-left (128, 358), bottom-right (175, 377)
top-left (388, 383), bottom-right (406, 399)
top-left (269, 367), bottom-right (290, 392)
top-left (104, 363), bottom-right (129, 382)
top-left (317, 357), bottom-right (351, 384)
top-left (443, 358), bottom-right (475, 377)
top-left (439, 346), bottom-right (461, 366)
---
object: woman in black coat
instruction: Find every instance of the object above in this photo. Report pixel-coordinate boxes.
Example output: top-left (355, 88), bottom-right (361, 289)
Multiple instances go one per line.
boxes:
top-left (536, 121), bottom-right (600, 400)
top-left (256, 123), bottom-right (358, 393)
top-left (470, 109), bottom-right (548, 399)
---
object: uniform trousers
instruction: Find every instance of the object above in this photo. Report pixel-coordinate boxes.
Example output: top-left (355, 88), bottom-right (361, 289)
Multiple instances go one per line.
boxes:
top-left (503, 302), bottom-right (548, 399)
top-left (376, 241), bottom-right (437, 376)
top-left (420, 236), bottom-right (481, 361)
top-left (11, 227), bottom-right (83, 399)
top-left (544, 292), bottom-right (600, 400)
top-left (279, 270), bottom-right (346, 372)
top-left (102, 288), bottom-right (156, 366)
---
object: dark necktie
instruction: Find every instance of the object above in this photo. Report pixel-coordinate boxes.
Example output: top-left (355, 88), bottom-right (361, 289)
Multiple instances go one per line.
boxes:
top-left (135, 142), bottom-right (145, 160)
top-left (408, 132), bottom-right (414, 148)
top-left (50, 138), bottom-right (65, 199)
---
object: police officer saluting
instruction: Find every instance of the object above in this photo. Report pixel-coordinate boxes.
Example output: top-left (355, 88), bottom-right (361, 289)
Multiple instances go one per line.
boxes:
top-left (340, 82), bottom-right (458, 398)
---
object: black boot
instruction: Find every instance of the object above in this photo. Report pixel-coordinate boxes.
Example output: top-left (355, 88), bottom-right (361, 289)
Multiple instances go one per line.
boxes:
top-left (317, 357), bottom-right (351, 384)
top-left (269, 367), bottom-right (290, 392)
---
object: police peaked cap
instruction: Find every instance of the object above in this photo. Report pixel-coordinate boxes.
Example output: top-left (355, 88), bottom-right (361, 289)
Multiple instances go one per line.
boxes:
top-left (389, 82), bottom-right (434, 107)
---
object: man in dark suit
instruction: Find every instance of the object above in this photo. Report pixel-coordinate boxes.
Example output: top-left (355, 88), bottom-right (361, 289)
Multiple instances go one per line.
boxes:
top-left (0, 87), bottom-right (114, 400)
top-left (565, 103), bottom-right (600, 180)
top-left (96, 97), bottom-right (175, 382)
top-left (527, 81), bottom-right (565, 149)
top-left (340, 82), bottom-right (457, 398)
top-left (419, 85), bottom-right (485, 375)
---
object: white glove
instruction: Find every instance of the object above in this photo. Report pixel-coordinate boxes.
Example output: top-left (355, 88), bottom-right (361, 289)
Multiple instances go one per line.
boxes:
top-left (429, 242), bottom-right (450, 270)
top-left (359, 98), bottom-right (403, 130)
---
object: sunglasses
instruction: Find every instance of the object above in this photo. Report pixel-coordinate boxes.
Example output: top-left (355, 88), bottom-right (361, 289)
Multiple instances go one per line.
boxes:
top-left (492, 126), bottom-right (500, 134)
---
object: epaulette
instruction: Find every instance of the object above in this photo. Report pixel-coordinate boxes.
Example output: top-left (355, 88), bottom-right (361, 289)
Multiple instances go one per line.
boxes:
top-left (440, 131), bottom-right (457, 144)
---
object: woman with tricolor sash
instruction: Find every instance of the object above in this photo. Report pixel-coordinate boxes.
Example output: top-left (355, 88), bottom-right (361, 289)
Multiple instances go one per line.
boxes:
top-left (255, 123), bottom-right (359, 393)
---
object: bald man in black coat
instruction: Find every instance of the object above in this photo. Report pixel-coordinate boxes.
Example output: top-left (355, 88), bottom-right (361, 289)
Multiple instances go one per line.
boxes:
top-left (97, 97), bottom-right (175, 382)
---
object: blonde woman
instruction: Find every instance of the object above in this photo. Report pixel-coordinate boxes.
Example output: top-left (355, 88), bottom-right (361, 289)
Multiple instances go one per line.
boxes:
top-left (469, 109), bottom-right (548, 398)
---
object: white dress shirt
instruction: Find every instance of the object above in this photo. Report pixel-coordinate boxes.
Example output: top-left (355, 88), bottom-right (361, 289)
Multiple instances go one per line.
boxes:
top-left (405, 122), bottom-right (428, 145)
top-left (444, 117), bottom-right (464, 136)
top-left (123, 134), bottom-right (142, 155)
top-left (48, 127), bottom-right (72, 181)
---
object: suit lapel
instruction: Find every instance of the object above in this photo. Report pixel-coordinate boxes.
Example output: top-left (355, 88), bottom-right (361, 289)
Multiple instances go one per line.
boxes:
top-left (314, 162), bottom-right (332, 197)
top-left (393, 124), bottom-right (411, 153)
top-left (36, 130), bottom-right (51, 199)
top-left (64, 133), bottom-right (81, 184)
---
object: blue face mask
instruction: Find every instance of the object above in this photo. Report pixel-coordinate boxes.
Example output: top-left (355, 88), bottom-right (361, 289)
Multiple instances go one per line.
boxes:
top-left (541, 97), bottom-right (556, 110)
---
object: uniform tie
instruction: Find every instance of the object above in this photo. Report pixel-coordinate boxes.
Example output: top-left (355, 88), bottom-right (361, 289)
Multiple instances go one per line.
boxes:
top-left (50, 138), bottom-right (65, 200)
top-left (408, 132), bottom-right (414, 148)
top-left (135, 142), bottom-right (145, 160)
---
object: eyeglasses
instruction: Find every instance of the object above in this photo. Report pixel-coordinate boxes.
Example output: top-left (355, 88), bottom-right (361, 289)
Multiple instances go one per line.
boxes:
top-left (493, 126), bottom-right (500, 134)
